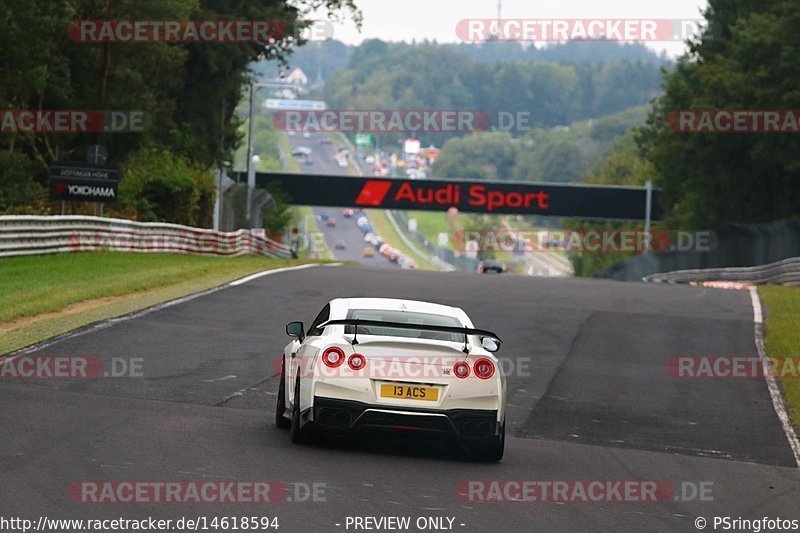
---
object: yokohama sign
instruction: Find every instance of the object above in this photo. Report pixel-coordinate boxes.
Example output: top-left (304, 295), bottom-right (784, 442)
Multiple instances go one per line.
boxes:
top-left (253, 172), bottom-right (662, 220)
top-left (49, 162), bottom-right (120, 203)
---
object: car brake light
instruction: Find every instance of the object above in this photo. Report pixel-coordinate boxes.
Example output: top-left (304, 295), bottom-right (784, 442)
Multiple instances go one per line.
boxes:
top-left (473, 358), bottom-right (495, 379)
top-left (322, 347), bottom-right (345, 367)
top-left (348, 353), bottom-right (366, 371)
top-left (454, 361), bottom-right (470, 378)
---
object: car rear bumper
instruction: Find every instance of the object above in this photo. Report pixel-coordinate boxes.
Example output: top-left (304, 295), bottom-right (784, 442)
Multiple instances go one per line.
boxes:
top-left (312, 396), bottom-right (500, 441)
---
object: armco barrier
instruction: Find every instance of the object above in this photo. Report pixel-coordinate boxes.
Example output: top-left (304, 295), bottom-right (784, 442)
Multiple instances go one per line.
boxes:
top-left (644, 256), bottom-right (800, 286)
top-left (595, 219), bottom-right (800, 282)
top-left (0, 216), bottom-right (292, 258)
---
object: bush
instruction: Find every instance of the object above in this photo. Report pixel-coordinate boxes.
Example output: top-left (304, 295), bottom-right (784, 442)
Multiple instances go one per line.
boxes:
top-left (0, 152), bottom-right (43, 213)
top-left (262, 183), bottom-right (293, 234)
top-left (119, 147), bottom-right (214, 227)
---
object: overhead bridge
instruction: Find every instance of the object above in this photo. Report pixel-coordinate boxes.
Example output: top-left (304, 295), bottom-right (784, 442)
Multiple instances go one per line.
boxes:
top-left (241, 171), bottom-right (663, 221)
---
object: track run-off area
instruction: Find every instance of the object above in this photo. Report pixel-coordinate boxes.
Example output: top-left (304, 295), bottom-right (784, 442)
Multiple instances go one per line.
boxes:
top-left (1, 264), bottom-right (799, 532)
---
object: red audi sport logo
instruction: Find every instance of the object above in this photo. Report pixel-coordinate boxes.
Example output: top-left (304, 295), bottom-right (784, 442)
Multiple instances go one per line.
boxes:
top-left (354, 180), bottom-right (550, 212)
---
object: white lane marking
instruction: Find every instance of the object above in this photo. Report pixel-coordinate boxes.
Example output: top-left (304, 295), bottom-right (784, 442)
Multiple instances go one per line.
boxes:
top-left (749, 286), bottom-right (800, 468)
top-left (203, 375), bottom-right (237, 383)
top-left (4, 263), bottom-right (340, 360)
top-left (229, 263), bottom-right (326, 286)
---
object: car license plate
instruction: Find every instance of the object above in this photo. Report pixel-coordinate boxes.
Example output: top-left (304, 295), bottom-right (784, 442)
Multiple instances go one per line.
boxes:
top-left (380, 384), bottom-right (438, 402)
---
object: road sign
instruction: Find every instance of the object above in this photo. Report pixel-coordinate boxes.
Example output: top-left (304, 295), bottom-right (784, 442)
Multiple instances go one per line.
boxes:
top-left (50, 162), bottom-right (119, 181)
top-left (49, 162), bottom-right (120, 203)
top-left (355, 133), bottom-right (372, 147)
top-left (403, 139), bottom-right (421, 154)
top-left (264, 99), bottom-right (327, 111)
top-left (86, 144), bottom-right (108, 165)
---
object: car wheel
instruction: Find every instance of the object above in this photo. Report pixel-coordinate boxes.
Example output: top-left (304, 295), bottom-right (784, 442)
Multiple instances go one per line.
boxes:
top-left (275, 358), bottom-right (290, 429)
top-left (289, 375), bottom-right (308, 444)
top-left (470, 420), bottom-right (505, 462)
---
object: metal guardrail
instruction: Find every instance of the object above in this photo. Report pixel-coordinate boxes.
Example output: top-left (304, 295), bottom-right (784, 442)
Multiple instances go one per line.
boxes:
top-left (643, 256), bottom-right (800, 286)
top-left (0, 216), bottom-right (292, 259)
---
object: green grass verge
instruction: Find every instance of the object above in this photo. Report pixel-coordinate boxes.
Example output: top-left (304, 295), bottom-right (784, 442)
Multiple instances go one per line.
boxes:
top-left (292, 206), bottom-right (333, 260)
top-left (0, 253), bottom-right (317, 354)
top-left (759, 285), bottom-right (800, 432)
top-left (277, 133), bottom-right (301, 173)
top-left (408, 211), bottom-right (451, 245)
top-left (365, 210), bottom-right (439, 271)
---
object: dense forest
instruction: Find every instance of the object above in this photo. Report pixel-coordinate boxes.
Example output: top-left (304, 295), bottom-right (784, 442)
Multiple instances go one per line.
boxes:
top-left (318, 39), bottom-right (665, 147)
top-left (254, 38), bottom-right (669, 83)
top-left (0, 0), bottom-right (359, 218)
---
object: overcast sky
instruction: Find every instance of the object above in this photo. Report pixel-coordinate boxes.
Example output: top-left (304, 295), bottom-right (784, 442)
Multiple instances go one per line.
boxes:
top-left (305, 0), bottom-right (709, 57)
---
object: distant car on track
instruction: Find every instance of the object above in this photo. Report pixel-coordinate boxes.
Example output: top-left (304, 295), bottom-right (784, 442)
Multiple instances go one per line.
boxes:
top-left (275, 298), bottom-right (506, 461)
top-left (477, 261), bottom-right (508, 274)
top-left (362, 247), bottom-right (375, 257)
top-left (343, 209), bottom-right (355, 218)
top-left (326, 218), bottom-right (337, 228)
top-left (292, 146), bottom-right (312, 157)
top-left (334, 240), bottom-right (346, 250)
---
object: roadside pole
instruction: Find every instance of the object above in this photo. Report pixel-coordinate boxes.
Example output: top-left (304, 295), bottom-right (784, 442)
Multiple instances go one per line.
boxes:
top-left (644, 179), bottom-right (653, 253)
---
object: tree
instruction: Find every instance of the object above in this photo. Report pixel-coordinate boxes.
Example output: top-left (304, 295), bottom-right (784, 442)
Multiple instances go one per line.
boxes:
top-left (0, 0), bottom-right (360, 214)
top-left (262, 183), bottom-right (293, 234)
top-left (433, 132), bottom-right (519, 181)
top-left (637, 0), bottom-right (800, 228)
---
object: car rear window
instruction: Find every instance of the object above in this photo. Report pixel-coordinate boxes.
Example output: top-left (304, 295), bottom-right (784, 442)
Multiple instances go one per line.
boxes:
top-left (345, 309), bottom-right (463, 342)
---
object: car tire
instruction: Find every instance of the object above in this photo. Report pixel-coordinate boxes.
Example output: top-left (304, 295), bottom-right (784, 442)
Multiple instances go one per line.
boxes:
top-left (470, 420), bottom-right (505, 462)
top-left (275, 358), bottom-right (290, 429)
top-left (290, 375), bottom-right (308, 444)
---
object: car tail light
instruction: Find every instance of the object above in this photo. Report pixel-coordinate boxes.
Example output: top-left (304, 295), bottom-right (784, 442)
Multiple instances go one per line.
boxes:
top-left (322, 347), bottom-right (345, 368)
top-left (473, 358), bottom-right (495, 379)
top-left (453, 361), bottom-right (470, 379)
top-left (348, 353), bottom-right (366, 371)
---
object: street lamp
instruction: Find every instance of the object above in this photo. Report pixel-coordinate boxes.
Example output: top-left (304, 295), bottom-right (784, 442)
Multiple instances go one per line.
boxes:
top-left (246, 154), bottom-right (261, 223)
top-left (246, 82), bottom-right (288, 179)
top-left (244, 80), bottom-right (302, 227)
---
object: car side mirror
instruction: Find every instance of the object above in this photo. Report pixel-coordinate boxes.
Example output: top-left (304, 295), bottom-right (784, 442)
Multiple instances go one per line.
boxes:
top-left (481, 337), bottom-right (501, 352)
top-left (286, 321), bottom-right (305, 341)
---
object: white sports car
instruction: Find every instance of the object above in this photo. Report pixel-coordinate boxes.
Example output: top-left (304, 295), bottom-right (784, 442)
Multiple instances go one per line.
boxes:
top-left (275, 298), bottom-right (506, 461)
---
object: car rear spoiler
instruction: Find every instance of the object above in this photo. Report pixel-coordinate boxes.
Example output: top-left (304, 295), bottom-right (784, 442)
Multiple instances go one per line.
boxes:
top-left (319, 319), bottom-right (501, 351)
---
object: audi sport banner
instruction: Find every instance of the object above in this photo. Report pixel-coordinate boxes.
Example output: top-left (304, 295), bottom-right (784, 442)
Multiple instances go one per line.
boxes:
top-left (253, 172), bottom-right (662, 220)
top-left (49, 162), bottom-right (119, 203)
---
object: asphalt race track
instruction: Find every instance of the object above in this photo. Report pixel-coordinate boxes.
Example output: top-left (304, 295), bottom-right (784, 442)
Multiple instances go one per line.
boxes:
top-left (2, 266), bottom-right (799, 532)
top-left (287, 132), bottom-right (398, 268)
